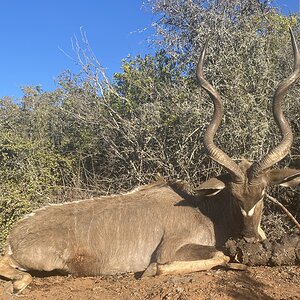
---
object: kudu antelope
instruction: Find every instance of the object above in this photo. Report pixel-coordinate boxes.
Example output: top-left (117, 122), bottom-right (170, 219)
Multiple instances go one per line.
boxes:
top-left (1, 31), bottom-right (300, 293)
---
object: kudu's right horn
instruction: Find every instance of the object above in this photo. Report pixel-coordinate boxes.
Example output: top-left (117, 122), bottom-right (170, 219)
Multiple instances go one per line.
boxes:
top-left (249, 28), bottom-right (300, 182)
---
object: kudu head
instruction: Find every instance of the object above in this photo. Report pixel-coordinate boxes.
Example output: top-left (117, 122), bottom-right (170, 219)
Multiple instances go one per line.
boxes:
top-left (196, 29), bottom-right (300, 242)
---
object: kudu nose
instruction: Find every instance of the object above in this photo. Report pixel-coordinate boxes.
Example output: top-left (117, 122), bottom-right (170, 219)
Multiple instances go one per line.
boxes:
top-left (241, 228), bottom-right (260, 243)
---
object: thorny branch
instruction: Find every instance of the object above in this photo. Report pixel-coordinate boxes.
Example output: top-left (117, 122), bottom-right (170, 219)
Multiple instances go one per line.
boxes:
top-left (266, 193), bottom-right (300, 232)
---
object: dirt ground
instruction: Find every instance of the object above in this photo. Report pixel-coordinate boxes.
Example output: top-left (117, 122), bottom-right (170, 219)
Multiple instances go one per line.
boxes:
top-left (0, 266), bottom-right (299, 300)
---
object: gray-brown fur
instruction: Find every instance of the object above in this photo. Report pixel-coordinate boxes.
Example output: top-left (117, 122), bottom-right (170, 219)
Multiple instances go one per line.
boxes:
top-left (5, 179), bottom-right (235, 276)
top-left (0, 178), bottom-right (240, 292)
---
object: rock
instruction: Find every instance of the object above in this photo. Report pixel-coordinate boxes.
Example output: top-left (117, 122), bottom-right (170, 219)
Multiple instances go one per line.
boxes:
top-left (224, 234), bottom-right (300, 266)
top-left (270, 235), bottom-right (299, 266)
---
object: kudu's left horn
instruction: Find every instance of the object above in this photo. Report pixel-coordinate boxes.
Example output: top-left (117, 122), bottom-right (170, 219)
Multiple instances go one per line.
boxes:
top-left (249, 28), bottom-right (300, 181)
top-left (197, 40), bottom-right (244, 183)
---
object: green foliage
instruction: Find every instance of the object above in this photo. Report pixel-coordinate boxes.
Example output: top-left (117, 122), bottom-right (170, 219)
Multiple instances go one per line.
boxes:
top-left (0, 89), bottom-right (73, 250)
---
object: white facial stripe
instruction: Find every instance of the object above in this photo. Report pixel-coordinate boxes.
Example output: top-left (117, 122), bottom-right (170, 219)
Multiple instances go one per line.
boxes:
top-left (248, 204), bottom-right (256, 216)
top-left (240, 198), bottom-right (263, 217)
top-left (240, 207), bottom-right (247, 217)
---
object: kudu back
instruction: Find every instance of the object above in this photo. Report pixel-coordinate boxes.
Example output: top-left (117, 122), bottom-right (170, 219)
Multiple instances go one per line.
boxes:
top-left (1, 30), bottom-right (300, 293)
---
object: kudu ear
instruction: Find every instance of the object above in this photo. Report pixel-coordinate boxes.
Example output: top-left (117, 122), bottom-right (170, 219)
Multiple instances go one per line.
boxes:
top-left (267, 168), bottom-right (300, 187)
top-left (195, 177), bottom-right (226, 197)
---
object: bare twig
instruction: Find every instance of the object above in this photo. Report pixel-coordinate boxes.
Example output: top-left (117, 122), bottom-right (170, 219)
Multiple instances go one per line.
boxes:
top-left (266, 193), bottom-right (300, 232)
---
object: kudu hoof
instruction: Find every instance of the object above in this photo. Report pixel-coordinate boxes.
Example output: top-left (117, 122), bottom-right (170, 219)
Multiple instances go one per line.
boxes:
top-left (13, 273), bottom-right (33, 294)
top-left (225, 262), bottom-right (248, 271)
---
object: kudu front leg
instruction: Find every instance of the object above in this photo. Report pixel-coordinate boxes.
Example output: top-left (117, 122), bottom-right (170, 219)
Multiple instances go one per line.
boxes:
top-left (156, 251), bottom-right (230, 275)
top-left (142, 243), bottom-right (230, 277)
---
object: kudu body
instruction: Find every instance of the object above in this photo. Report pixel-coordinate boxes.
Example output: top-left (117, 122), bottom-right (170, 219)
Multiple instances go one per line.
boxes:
top-left (1, 30), bottom-right (300, 293)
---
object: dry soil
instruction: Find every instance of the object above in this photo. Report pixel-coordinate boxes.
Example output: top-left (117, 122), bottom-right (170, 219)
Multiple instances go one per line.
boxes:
top-left (0, 266), bottom-right (299, 300)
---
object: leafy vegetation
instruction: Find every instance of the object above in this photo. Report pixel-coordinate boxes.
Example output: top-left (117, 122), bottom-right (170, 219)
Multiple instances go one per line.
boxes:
top-left (0, 0), bottom-right (299, 250)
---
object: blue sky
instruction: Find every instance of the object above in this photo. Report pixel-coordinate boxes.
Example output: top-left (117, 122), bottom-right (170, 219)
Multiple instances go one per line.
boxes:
top-left (0, 0), bottom-right (298, 99)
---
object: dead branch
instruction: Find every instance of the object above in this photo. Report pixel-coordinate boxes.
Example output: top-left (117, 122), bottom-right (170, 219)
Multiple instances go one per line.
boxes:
top-left (266, 193), bottom-right (300, 232)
